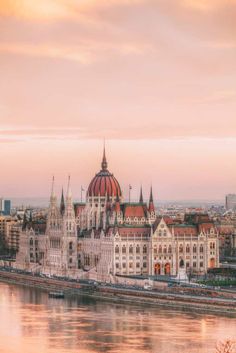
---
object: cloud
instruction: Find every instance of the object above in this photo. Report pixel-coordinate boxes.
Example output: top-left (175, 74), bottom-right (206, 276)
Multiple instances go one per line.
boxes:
top-left (1, 124), bottom-right (236, 142)
top-left (181, 0), bottom-right (236, 12)
top-left (0, 43), bottom-right (94, 65)
top-left (0, 0), bottom-right (143, 20)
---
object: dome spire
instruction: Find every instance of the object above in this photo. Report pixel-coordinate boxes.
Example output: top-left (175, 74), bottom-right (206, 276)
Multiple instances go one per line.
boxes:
top-left (101, 140), bottom-right (108, 171)
top-left (139, 185), bottom-right (143, 203)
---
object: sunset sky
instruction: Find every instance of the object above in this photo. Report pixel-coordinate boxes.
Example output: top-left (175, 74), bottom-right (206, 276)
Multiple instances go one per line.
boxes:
top-left (0, 0), bottom-right (236, 201)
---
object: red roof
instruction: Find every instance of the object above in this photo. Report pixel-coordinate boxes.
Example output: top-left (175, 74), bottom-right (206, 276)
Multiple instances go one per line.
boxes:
top-left (171, 226), bottom-right (198, 236)
top-left (123, 204), bottom-right (147, 218)
top-left (117, 227), bottom-right (150, 236)
top-left (198, 223), bottom-right (215, 233)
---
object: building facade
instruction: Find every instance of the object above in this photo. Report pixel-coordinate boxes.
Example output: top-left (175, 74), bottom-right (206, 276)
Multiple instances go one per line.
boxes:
top-left (16, 149), bottom-right (220, 280)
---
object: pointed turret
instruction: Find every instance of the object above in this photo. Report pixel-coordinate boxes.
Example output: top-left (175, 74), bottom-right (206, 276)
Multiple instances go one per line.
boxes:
top-left (149, 186), bottom-right (155, 213)
top-left (49, 176), bottom-right (57, 206)
top-left (139, 186), bottom-right (143, 203)
top-left (101, 142), bottom-right (108, 171)
top-left (60, 188), bottom-right (65, 215)
top-left (64, 175), bottom-right (75, 233)
top-left (66, 175), bottom-right (72, 199)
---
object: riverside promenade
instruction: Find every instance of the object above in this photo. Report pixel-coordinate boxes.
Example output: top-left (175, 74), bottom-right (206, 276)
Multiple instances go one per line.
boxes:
top-left (0, 268), bottom-right (236, 315)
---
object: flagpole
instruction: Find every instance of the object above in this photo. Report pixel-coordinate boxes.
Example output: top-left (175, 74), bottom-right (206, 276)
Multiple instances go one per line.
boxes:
top-left (81, 186), bottom-right (83, 202)
top-left (129, 185), bottom-right (132, 203)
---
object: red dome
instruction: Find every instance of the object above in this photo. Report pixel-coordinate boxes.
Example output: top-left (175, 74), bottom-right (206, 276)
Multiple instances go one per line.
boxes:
top-left (87, 148), bottom-right (122, 198)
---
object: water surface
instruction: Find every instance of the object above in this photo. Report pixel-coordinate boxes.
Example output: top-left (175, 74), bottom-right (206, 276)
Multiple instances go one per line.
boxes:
top-left (0, 282), bottom-right (235, 353)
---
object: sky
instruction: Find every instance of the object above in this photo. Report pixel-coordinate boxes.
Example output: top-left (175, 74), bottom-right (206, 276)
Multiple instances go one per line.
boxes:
top-left (0, 0), bottom-right (236, 201)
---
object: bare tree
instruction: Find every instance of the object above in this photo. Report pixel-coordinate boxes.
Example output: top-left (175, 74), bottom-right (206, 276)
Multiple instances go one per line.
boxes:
top-left (215, 340), bottom-right (235, 353)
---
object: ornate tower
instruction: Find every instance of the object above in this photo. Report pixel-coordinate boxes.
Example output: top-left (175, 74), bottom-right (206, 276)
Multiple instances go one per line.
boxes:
top-left (61, 176), bottom-right (77, 271)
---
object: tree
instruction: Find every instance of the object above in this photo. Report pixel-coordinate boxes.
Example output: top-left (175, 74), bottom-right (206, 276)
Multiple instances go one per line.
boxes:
top-left (215, 340), bottom-right (235, 353)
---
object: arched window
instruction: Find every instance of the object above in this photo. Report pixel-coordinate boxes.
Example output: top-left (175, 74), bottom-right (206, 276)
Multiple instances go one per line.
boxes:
top-left (30, 238), bottom-right (33, 246)
top-left (186, 244), bottom-right (190, 253)
top-left (69, 242), bottom-right (73, 250)
top-left (163, 245), bottom-right (167, 254)
top-left (163, 230), bottom-right (167, 236)
top-left (143, 245), bottom-right (147, 254)
top-left (193, 244), bottom-right (197, 253)
top-left (179, 244), bottom-right (183, 253)
top-left (115, 245), bottom-right (119, 254)
top-left (168, 245), bottom-right (172, 253)
top-left (159, 245), bottom-right (162, 253)
top-left (136, 245), bottom-right (140, 254)
top-left (200, 244), bottom-right (204, 253)
top-left (129, 245), bottom-right (133, 254)
top-left (212, 242), bottom-right (215, 249)
top-left (122, 245), bottom-right (126, 254)
top-left (154, 246), bottom-right (157, 255)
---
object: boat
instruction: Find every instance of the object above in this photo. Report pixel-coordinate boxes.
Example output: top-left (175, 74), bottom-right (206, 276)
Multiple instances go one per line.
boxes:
top-left (48, 291), bottom-right (64, 299)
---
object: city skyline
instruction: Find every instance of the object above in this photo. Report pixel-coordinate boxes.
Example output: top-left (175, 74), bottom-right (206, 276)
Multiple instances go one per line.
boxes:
top-left (0, 0), bottom-right (236, 199)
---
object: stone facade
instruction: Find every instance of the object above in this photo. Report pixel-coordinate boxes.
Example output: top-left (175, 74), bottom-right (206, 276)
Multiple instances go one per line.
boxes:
top-left (16, 149), bottom-right (220, 281)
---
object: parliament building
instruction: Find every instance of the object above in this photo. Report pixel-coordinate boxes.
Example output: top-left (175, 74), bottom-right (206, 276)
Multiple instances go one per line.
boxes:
top-left (16, 149), bottom-right (219, 281)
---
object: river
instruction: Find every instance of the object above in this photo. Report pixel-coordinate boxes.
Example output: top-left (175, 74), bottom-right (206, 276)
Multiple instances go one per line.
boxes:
top-left (0, 282), bottom-right (235, 353)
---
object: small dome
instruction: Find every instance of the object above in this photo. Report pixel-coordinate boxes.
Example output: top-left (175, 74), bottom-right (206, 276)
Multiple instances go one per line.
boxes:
top-left (87, 148), bottom-right (122, 198)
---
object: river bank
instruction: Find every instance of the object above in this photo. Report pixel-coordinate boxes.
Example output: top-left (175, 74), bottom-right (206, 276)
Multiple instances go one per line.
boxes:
top-left (0, 269), bottom-right (236, 315)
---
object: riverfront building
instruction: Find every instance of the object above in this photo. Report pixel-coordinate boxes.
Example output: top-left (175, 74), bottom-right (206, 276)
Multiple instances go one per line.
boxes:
top-left (15, 149), bottom-right (219, 280)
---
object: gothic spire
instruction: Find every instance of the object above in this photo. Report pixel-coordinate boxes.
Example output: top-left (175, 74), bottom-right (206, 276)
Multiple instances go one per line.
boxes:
top-left (50, 176), bottom-right (57, 205)
top-left (60, 188), bottom-right (65, 215)
top-left (148, 186), bottom-right (155, 213)
top-left (51, 176), bottom-right (55, 197)
top-left (149, 186), bottom-right (153, 203)
top-left (139, 186), bottom-right (143, 203)
top-left (66, 175), bottom-right (72, 198)
top-left (101, 141), bottom-right (108, 171)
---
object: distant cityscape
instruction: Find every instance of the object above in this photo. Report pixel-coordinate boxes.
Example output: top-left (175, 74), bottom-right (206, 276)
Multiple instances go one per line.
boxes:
top-left (0, 150), bottom-right (236, 284)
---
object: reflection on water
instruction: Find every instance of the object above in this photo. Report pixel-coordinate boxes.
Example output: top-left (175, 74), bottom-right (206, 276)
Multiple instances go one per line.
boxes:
top-left (0, 282), bottom-right (235, 353)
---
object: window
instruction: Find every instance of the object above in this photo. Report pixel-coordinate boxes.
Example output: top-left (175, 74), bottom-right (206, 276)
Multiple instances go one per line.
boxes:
top-left (143, 262), bottom-right (147, 268)
top-left (30, 238), bottom-right (33, 246)
top-left (136, 245), bottom-right (140, 254)
top-left (154, 246), bottom-right (157, 254)
top-left (129, 263), bottom-right (133, 269)
top-left (200, 245), bottom-right (204, 253)
top-left (136, 262), bottom-right (140, 268)
top-left (115, 245), bottom-right (119, 254)
top-left (122, 245), bottom-right (126, 254)
top-left (122, 263), bottom-right (126, 268)
top-left (193, 262), bottom-right (197, 268)
top-left (129, 245), bottom-right (133, 254)
top-left (163, 246), bottom-right (167, 254)
top-left (179, 244), bottom-right (183, 253)
top-left (168, 245), bottom-right (172, 253)
top-left (116, 263), bottom-right (119, 269)
top-left (193, 244), bottom-right (197, 253)
top-left (200, 262), bottom-right (203, 267)
top-left (143, 245), bottom-right (147, 254)
top-left (69, 258), bottom-right (72, 264)
top-left (69, 242), bottom-right (73, 250)
top-left (186, 244), bottom-right (190, 253)
top-left (159, 245), bottom-right (162, 253)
